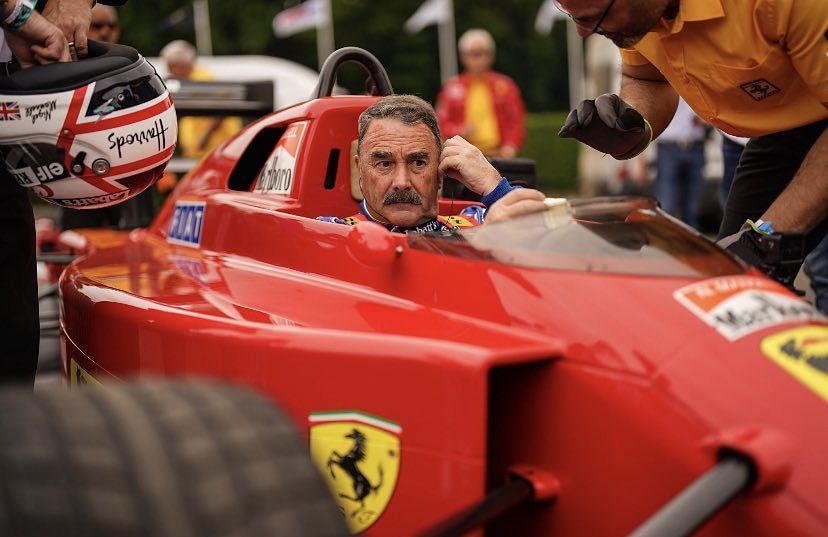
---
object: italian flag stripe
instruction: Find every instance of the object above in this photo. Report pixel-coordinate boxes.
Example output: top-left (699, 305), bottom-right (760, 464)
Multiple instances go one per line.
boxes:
top-left (309, 410), bottom-right (401, 434)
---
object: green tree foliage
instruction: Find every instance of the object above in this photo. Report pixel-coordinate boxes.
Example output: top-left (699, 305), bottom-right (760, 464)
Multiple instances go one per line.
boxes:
top-left (117, 0), bottom-right (571, 111)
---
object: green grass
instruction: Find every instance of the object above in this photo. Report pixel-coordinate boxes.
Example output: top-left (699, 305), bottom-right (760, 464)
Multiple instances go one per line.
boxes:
top-left (520, 112), bottom-right (579, 196)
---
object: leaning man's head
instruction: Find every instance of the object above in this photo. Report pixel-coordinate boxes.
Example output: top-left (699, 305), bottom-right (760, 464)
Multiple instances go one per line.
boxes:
top-left (356, 95), bottom-right (442, 228)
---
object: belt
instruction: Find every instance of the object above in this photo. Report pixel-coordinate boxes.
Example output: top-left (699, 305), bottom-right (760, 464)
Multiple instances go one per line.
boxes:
top-left (659, 140), bottom-right (705, 150)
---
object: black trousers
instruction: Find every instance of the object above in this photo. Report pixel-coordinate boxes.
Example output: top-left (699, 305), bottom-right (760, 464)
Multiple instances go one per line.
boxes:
top-left (0, 169), bottom-right (38, 385)
top-left (718, 119), bottom-right (828, 256)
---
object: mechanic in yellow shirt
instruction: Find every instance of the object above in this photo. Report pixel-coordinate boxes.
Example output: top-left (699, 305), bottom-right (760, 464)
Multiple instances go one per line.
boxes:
top-left (555, 0), bottom-right (828, 305)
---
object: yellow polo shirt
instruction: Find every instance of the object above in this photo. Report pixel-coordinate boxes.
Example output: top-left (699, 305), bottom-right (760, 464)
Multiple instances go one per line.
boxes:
top-left (619, 0), bottom-right (828, 137)
top-left (465, 79), bottom-right (501, 155)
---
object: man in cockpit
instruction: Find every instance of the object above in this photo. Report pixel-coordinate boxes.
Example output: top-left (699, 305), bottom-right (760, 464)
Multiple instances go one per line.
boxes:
top-left (318, 95), bottom-right (546, 232)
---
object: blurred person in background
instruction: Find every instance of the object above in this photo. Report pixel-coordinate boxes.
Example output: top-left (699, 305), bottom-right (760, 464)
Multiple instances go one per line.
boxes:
top-left (160, 39), bottom-right (242, 159)
top-left (654, 98), bottom-right (706, 229)
top-left (436, 29), bottom-right (525, 159)
top-left (87, 3), bottom-right (118, 43)
top-left (156, 40), bottom-right (241, 197)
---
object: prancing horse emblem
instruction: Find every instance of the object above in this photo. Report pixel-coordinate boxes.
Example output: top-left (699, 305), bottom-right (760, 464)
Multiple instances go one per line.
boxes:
top-left (327, 429), bottom-right (384, 519)
top-left (739, 79), bottom-right (781, 101)
top-left (309, 411), bottom-right (402, 533)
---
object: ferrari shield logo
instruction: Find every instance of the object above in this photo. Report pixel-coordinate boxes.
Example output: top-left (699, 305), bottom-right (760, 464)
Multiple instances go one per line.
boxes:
top-left (70, 359), bottom-right (101, 388)
top-left (309, 411), bottom-right (401, 533)
top-left (761, 326), bottom-right (828, 403)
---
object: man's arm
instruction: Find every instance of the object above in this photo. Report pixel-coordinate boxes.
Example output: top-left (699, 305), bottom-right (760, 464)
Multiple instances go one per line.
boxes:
top-left (3, 0), bottom-right (69, 67)
top-left (755, 0), bottom-right (828, 233)
top-left (761, 126), bottom-right (828, 232)
top-left (619, 62), bottom-right (679, 139)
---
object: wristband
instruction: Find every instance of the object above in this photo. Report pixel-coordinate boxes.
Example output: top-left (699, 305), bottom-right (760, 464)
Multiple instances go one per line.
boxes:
top-left (746, 219), bottom-right (774, 235)
top-left (2, 0), bottom-right (35, 30)
top-left (3, 0), bottom-right (23, 26)
top-left (617, 117), bottom-right (653, 160)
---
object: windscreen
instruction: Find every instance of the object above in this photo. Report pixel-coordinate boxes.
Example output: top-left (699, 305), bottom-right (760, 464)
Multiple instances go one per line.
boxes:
top-left (407, 197), bottom-right (744, 278)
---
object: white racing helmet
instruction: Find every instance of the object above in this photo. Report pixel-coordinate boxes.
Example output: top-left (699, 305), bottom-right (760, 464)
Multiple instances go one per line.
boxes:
top-left (0, 41), bottom-right (177, 209)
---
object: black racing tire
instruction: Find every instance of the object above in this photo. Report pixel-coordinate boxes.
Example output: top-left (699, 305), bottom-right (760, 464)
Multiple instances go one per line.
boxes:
top-left (0, 381), bottom-right (346, 537)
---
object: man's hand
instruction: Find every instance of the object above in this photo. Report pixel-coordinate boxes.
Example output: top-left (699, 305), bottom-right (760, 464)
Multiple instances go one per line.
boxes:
top-left (5, 10), bottom-right (70, 68)
top-left (484, 188), bottom-right (546, 225)
top-left (438, 136), bottom-right (502, 196)
top-left (41, 0), bottom-right (93, 58)
top-left (558, 93), bottom-right (652, 160)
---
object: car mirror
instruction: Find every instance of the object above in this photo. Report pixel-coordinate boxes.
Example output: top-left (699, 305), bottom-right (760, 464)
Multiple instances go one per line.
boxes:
top-left (346, 221), bottom-right (400, 267)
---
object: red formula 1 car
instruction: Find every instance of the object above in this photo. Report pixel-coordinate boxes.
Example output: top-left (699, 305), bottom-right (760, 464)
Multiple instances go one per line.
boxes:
top-left (59, 48), bottom-right (828, 536)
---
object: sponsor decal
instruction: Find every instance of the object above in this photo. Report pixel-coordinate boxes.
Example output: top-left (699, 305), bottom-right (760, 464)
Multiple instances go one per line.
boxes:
top-left (309, 410), bottom-right (401, 533)
top-left (70, 359), bottom-right (101, 388)
top-left (9, 162), bottom-right (70, 186)
top-left (761, 326), bottom-right (828, 403)
top-left (674, 276), bottom-right (824, 340)
top-left (56, 191), bottom-right (129, 208)
top-left (253, 121), bottom-right (307, 194)
top-left (107, 118), bottom-right (171, 159)
top-left (168, 201), bottom-right (206, 247)
top-left (23, 100), bottom-right (57, 124)
top-left (0, 101), bottom-right (21, 121)
top-left (739, 79), bottom-right (781, 101)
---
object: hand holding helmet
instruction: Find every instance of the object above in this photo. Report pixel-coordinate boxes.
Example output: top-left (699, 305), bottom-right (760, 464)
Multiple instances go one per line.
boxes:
top-left (0, 41), bottom-right (177, 209)
top-left (558, 93), bottom-right (652, 160)
top-left (41, 0), bottom-right (95, 59)
top-left (3, 2), bottom-right (70, 68)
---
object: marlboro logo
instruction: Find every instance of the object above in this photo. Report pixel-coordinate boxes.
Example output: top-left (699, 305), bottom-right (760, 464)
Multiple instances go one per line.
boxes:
top-left (674, 276), bottom-right (824, 340)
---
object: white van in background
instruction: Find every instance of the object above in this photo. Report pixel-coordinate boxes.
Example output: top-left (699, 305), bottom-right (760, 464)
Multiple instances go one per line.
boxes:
top-left (148, 54), bottom-right (321, 111)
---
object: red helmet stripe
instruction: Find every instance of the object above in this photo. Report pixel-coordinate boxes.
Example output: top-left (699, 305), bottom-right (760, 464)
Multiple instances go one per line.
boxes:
top-left (73, 95), bottom-right (174, 134)
top-left (55, 87), bottom-right (174, 194)
top-left (107, 144), bottom-right (175, 177)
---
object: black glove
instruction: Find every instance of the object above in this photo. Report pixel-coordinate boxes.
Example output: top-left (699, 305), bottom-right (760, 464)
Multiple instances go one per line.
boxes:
top-left (722, 222), bottom-right (805, 292)
top-left (558, 93), bottom-right (652, 160)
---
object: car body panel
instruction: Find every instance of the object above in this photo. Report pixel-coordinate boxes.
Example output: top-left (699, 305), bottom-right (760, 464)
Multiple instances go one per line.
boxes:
top-left (60, 90), bottom-right (828, 535)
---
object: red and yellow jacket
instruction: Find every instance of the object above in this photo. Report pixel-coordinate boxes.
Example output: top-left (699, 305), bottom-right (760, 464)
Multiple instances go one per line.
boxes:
top-left (436, 71), bottom-right (526, 153)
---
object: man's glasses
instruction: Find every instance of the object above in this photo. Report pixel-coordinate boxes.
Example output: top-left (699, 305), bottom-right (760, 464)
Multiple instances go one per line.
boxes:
top-left (554, 0), bottom-right (617, 34)
top-left (462, 49), bottom-right (492, 57)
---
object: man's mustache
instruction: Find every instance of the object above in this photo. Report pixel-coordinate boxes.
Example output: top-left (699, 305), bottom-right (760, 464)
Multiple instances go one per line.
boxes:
top-left (383, 189), bottom-right (422, 205)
